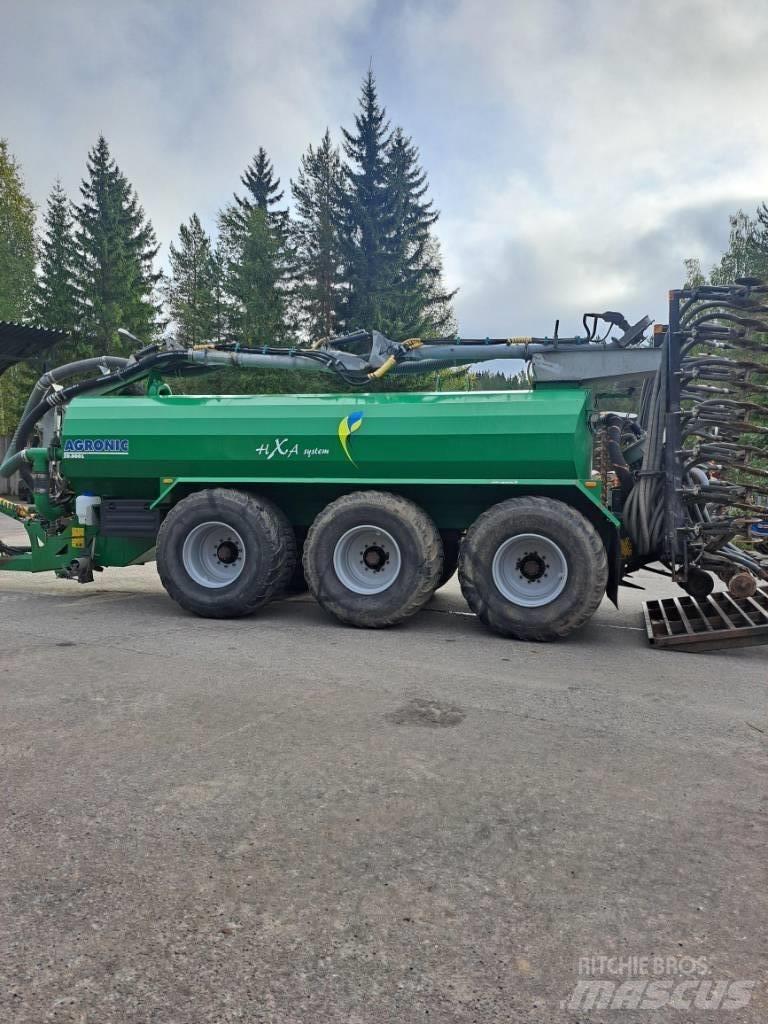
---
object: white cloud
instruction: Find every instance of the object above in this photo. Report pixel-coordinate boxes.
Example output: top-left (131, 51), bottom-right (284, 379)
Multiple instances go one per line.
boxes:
top-left (3, 0), bottom-right (373, 256)
top-left (3, 0), bottom-right (768, 337)
top-left (402, 0), bottom-right (768, 333)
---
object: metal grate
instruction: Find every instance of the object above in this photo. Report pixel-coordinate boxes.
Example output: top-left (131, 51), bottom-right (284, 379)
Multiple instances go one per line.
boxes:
top-left (643, 587), bottom-right (768, 652)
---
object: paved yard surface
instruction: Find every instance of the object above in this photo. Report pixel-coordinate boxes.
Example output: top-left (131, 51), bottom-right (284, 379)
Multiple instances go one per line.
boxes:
top-left (0, 520), bottom-right (766, 1023)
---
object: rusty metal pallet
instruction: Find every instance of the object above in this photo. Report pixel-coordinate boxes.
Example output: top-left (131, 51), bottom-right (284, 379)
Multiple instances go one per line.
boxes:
top-left (643, 587), bottom-right (768, 652)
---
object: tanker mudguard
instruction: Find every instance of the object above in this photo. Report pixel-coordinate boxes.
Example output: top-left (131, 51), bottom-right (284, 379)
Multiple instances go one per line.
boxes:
top-left (99, 499), bottom-right (160, 538)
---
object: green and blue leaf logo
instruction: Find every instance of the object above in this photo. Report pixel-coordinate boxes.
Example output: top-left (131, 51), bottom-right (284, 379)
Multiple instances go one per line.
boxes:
top-left (338, 411), bottom-right (364, 465)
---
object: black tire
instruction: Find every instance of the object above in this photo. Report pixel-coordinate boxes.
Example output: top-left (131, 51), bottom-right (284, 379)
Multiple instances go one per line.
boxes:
top-left (438, 530), bottom-right (461, 588)
top-left (459, 496), bottom-right (608, 641)
top-left (156, 488), bottom-right (296, 618)
top-left (303, 490), bottom-right (443, 628)
top-left (681, 566), bottom-right (715, 600)
top-left (283, 530), bottom-right (309, 595)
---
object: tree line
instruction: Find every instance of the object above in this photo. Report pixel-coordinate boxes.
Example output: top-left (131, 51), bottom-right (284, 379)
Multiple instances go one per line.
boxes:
top-left (685, 205), bottom-right (768, 287)
top-left (0, 73), bottom-right (460, 428)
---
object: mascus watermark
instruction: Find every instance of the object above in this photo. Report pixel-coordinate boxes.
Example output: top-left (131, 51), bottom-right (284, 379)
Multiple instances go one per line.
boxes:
top-left (560, 955), bottom-right (755, 1012)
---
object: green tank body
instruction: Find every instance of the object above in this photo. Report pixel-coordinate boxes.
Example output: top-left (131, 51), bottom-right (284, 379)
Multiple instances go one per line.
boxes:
top-left (0, 349), bottom-right (626, 640)
top-left (60, 388), bottom-right (594, 497)
top-left (1, 386), bottom-right (616, 601)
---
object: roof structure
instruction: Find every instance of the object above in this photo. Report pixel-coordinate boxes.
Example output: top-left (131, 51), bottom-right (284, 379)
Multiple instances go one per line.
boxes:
top-left (0, 321), bottom-right (69, 378)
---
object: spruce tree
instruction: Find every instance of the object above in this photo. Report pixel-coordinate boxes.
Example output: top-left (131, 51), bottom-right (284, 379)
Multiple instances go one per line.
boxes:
top-left (0, 139), bottom-right (36, 322)
top-left (219, 147), bottom-right (290, 345)
top-left (418, 235), bottom-right (457, 337)
top-left (224, 206), bottom-right (286, 343)
top-left (339, 73), bottom-right (456, 339)
top-left (291, 130), bottom-right (345, 340)
top-left (339, 71), bottom-right (394, 332)
top-left (35, 180), bottom-right (79, 343)
top-left (73, 135), bottom-right (161, 354)
top-left (167, 214), bottom-right (219, 345)
top-left (219, 147), bottom-right (289, 250)
top-left (0, 140), bottom-right (37, 434)
top-left (211, 245), bottom-right (226, 343)
top-left (384, 127), bottom-right (456, 337)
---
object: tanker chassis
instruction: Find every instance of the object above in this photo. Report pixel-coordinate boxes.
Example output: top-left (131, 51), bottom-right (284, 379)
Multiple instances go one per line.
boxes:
top-left (1, 281), bottom-right (767, 646)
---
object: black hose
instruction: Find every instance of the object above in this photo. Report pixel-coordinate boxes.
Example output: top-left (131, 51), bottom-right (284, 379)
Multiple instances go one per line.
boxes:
top-left (1, 355), bottom-right (130, 481)
top-left (1, 350), bottom-right (187, 481)
top-left (623, 342), bottom-right (667, 555)
top-left (602, 414), bottom-right (634, 499)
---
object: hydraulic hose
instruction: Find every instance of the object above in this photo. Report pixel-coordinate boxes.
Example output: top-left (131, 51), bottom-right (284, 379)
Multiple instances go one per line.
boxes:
top-left (624, 280), bottom-right (768, 581)
top-left (0, 447), bottom-right (41, 478)
top-left (11, 357), bottom-right (128, 443)
top-left (623, 346), bottom-right (667, 555)
top-left (0, 356), bottom-right (129, 482)
top-left (602, 413), bottom-right (634, 499)
top-left (0, 351), bottom-right (189, 500)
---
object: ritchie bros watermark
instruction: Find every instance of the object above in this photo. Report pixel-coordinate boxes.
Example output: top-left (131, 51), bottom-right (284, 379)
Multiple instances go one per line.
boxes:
top-left (560, 954), bottom-right (756, 1012)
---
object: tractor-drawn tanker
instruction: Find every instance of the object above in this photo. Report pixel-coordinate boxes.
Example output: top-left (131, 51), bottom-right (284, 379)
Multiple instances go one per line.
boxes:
top-left (1, 281), bottom-right (767, 649)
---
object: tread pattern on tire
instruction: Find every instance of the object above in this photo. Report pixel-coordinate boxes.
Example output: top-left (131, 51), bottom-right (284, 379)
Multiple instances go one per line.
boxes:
top-left (458, 495), bottom-right (608, 641)
top-left (303, 490), bottom-right (443, 628)
top-left (438, 530), bottom-right (461, 588)
top-left (271, 510), bottom-right (300, 597)
top-left (280, 532), bottom-right (309, 596)
top-left (156, 488), bottom-right (296, 618)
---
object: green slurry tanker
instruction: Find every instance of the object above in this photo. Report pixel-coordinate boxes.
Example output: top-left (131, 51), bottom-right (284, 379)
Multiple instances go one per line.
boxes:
top-left (2, 281), bottom-right (768, 650)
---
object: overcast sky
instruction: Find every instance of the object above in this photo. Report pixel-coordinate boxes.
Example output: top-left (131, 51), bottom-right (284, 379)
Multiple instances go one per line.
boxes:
top-left (4, 0), bottom-right (768, 337)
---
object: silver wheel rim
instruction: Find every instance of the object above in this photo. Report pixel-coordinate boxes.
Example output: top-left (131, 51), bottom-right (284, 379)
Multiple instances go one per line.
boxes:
top-left (333, 524), bottom-right (402, 595)
top-left (182, 520), bottom-right (246, 589)
top-left (491, 532), bottom-right (568, 607)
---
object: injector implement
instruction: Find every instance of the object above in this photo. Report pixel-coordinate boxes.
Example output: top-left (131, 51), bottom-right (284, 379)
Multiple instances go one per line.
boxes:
top-left (1, 283), bottom-right (767, 650)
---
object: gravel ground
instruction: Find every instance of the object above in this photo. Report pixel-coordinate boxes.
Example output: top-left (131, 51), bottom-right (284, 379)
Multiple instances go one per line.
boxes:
top-left (0, 519), bottom-right (766, 1023)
